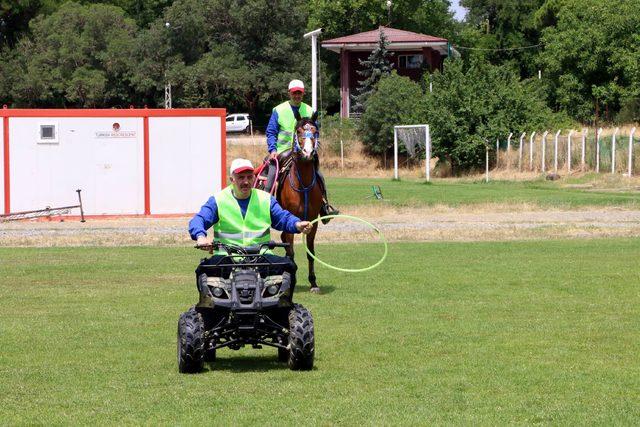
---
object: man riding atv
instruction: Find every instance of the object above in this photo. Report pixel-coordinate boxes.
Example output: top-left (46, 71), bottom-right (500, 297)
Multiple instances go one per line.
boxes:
top-left (189, 158), bottom-right (312, 297)
top-left (179, 158), bottom-right (316, 373)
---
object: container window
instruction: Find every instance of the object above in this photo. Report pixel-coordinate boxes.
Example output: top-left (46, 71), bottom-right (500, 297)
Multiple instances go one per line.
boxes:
top-left (38, 123), bottom-right (59, 144)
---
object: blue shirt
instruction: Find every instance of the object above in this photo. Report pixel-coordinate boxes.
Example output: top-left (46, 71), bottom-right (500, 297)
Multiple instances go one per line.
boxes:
top-left (265, 105), bottom-right (300, 153)
top-left (188, 192), bottom-right (301, 240)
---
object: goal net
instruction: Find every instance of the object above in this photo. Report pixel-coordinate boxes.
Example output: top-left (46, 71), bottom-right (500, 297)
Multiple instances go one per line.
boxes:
top-left (394, 125), bottom-right (431, 181)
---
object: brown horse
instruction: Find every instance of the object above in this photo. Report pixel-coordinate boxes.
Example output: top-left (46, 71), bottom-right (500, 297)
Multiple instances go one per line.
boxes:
top-left (278, 112), bottom-right (323, 293)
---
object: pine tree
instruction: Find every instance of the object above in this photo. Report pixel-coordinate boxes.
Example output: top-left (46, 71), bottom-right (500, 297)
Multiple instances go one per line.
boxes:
top-left (352, 28), bottom-right (394, 115)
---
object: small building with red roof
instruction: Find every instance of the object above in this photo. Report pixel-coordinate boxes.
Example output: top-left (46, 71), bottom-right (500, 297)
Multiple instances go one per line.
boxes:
top-left (321, 26), bottom-right (452, 118)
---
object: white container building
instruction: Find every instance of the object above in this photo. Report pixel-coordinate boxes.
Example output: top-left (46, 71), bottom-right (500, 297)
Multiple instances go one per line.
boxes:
top-left (1, 108), bottom-right (226, 216)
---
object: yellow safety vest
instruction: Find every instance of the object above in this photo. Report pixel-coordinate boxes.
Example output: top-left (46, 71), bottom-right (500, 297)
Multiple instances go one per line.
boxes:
top-left (274, 101), bottom-right (312, 153)
top-left (213, 186), bottom-right (272, 255)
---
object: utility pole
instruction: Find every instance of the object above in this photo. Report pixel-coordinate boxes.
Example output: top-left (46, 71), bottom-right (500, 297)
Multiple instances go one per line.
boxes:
top-left (164, 22), bottom-right (176, 109)
top-left (164, 82), bottom-right (172, 109)
top-left (303, 28), bottom-right (323, 112)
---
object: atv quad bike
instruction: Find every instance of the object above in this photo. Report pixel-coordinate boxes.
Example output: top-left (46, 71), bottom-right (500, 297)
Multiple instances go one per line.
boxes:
top-left (177, 241), bottom-right (315, 373)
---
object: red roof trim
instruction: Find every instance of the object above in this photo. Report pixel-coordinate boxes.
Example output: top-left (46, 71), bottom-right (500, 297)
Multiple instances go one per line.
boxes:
top-left (322, 26), bottom-right (447, 45)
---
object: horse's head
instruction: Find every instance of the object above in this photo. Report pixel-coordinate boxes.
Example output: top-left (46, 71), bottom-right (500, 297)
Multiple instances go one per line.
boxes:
top-left (293, 111), bottom-right (319, 161)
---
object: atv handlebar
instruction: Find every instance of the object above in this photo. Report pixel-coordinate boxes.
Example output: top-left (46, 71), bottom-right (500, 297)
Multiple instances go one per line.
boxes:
top-left (195, 240), bottom-right (290, 255)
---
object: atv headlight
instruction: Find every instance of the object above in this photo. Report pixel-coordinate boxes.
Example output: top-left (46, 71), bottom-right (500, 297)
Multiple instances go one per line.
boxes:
top-left (266, 284), bottom-right (279, 296)
top-left (212, 287), bottom-right (225, 298)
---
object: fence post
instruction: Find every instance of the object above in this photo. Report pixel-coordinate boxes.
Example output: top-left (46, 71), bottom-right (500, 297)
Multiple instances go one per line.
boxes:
top-left (567, 130), bottom-right (574, 173)
top-left (507, 132), bottom-right (513, 168)
top-left (596, 127), bottom-right (603, 173)
top-left (340, 139), bottom-right (344, 171)
top-left (519, 132), bottom-right (525, 171)
top-left (425, 125), bottom-right (431, 182)
top-left (496, 138), bottom-right (499, 168)
top-left (629, 127), bottom-right (636, 177)
top-left (612, 127), bottom-right (619, 174)
top-left (529, 131), bottom-right (536, 171)
top-left (554, 130), bottom-right (561, 173)
top-left (393, 127), bottom-right (398, 180)
top-left (485, 144), bottom-right (489, 183)
top-left (542, 131), bottom-right (549, 172)
top-left (581, 128), bottom-right (587, 171)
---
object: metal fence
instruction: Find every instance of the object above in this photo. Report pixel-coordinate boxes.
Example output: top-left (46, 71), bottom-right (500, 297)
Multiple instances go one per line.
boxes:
top-left (492, 127), bottom-right (639, 176)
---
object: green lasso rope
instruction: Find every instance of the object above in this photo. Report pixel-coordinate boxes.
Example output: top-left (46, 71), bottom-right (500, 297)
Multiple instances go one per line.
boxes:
top-left (301, 214), bottom-right (388, 273)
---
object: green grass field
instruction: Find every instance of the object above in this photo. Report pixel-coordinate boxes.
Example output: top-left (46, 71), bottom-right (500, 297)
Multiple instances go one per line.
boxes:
top-left (327, 177), bottom-right (640, 208)
top-left (2, 240), bottom-right (639, 424)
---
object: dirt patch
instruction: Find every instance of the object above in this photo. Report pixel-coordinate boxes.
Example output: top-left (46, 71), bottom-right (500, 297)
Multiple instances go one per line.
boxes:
top-left (2, 205), bottom-right (639, 247)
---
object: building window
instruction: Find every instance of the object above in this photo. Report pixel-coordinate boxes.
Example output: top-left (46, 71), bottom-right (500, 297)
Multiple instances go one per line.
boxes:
top-left (399, 54), bottom-right (424, 69)
top-left (38, 122), bottom-right (59, 144)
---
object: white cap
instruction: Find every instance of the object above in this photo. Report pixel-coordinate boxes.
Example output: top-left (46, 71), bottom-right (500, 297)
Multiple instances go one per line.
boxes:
top-left (230, 158), bottom-right (254, 175)
top-left (288, 79), bottom-right (305, 93)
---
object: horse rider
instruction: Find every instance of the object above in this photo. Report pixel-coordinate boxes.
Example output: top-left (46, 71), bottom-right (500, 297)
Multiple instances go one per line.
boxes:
top-left (265, 79), bottom-right (339, 223)
top-left (189, 158), bottom-right (313, 303)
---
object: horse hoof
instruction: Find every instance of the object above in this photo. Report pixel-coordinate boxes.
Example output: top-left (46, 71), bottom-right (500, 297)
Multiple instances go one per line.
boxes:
top-left (310, 287), bottom-right (321, 294)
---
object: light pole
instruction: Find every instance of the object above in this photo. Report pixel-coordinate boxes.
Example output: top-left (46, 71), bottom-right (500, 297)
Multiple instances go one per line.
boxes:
top-left (303, 28), bottom-right (323, 112)
top-left (164, 22), bottom-right (176, 109)
top-left (386, 0), bottom-right (392, 25)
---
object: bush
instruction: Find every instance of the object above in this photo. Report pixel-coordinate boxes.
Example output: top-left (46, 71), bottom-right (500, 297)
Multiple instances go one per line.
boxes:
top-left (359, 72), bottom-right (423, 162)
top-left (421, 58), bottom-right (570, 173)
top-left (617, 97), bottom-right (640, 123)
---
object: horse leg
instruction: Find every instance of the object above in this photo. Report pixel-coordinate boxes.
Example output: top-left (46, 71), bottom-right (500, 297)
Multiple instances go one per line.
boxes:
top-left (306, 224), bottom-right (320, 293)
top-left (281, 231), bottom-right (295, 262)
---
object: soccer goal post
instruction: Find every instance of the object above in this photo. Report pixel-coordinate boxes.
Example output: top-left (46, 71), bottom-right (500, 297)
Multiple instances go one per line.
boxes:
top-left (394, 124), bottom-right (431, 181)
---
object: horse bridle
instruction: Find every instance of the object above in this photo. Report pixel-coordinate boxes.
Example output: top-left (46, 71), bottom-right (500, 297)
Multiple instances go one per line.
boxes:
top-left (293, 123), bottom-right (319, 156)
top-left (287, 160), bottom-right (316, 221)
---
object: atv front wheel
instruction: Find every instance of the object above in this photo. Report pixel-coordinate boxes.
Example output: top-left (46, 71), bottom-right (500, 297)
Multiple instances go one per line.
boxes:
top-left (287, 303), bottom-right (315, 370)
top-left (177, 308), bottom-right (205, 373)
top-left (204, 346), bottom-right (216, 363)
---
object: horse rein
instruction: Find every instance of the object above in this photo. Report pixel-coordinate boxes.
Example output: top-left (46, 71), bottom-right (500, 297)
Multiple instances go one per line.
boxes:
top-left (288, 157), bottom-right (316, 221)
top-left (253, 157), bottom-right (279, 196)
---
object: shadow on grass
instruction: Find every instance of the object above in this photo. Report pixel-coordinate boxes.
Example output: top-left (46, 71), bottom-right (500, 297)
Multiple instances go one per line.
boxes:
top-left (294, 283), bottom-right (336, 294)
top-left (205, 355), bottom-right (289, 372)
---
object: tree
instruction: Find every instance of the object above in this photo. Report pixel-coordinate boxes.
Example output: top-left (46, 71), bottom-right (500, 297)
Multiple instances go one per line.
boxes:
top-left (0, 0), bottom-right (41, 47)
top-left (308, 0), bottom-right (456, 41)
top-left (7, 2), bottom-right (137, 107)
top-left (352, 28), bottom-right (393, 114)
top-left (422, 58), bottom-right (566, 172)
top-left (359, 71), bottom-right (423, 165)
top-left (39, 0), bottom-right (172, 27)
top-left (131, 0), bottom-right (313, 121)
top-left (536, 0), bottom-right (640, 123)
top-left (458, 0), bottom-right (545, 77)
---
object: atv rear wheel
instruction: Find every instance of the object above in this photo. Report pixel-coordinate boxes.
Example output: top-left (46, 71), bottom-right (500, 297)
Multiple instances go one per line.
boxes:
top-left (287, 303), bottom-right (314, 370)
top-left (177, 308), bottom-right (205, 373)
